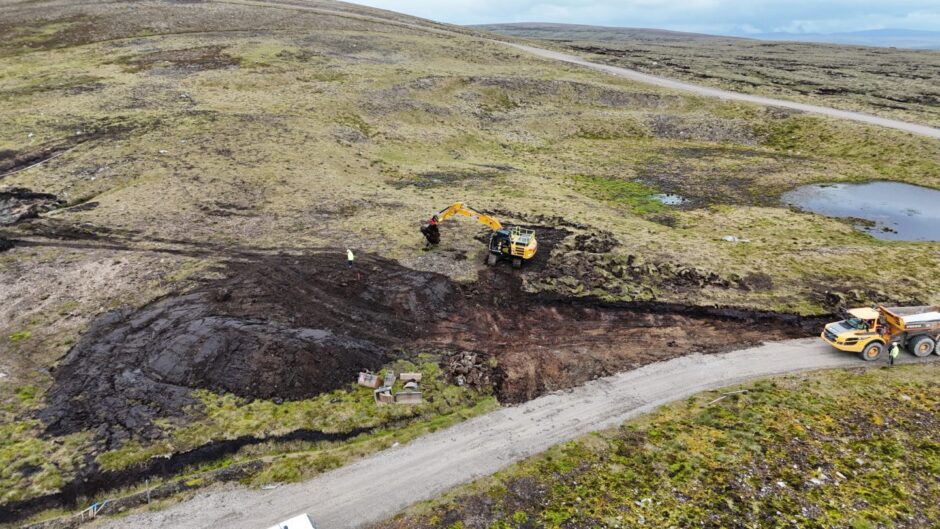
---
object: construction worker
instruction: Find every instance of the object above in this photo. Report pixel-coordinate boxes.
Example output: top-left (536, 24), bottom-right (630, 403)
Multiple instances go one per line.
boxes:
top-left (420, 215), bottom-right (441, 248)
top-left (888, 342), bottom-right (900, 366)
top-left (346, 248), bottom-right (355, 269)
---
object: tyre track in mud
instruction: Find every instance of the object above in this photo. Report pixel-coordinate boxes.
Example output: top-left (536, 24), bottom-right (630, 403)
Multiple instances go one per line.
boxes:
top-left (99, 341), bottom-right (940, 529)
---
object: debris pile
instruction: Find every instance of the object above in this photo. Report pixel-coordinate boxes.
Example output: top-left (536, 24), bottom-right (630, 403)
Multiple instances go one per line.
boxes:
top-left (445, 352), bottom-right (494, 390)
top-left (368, 371), bottom-right (424, 405)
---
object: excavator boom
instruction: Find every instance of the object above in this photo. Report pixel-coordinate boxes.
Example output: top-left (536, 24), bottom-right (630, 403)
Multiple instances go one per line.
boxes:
top-left (428, 202), bottom-right (537, 267)
top-left (436, 202), bottom-right (503, 231)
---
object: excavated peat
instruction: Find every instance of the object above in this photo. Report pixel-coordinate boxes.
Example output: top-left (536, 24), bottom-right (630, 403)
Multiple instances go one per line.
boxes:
top-left (0, 187), bottom-right (63, 225)
top-left (39, 253), bottom-right (456, 448)
top-left (40, 252), bottom-right (818, 446)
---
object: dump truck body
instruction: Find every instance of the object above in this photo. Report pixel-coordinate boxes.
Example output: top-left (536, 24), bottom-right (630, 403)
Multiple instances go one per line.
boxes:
top-left (822, 305), bottom-right (940, 361)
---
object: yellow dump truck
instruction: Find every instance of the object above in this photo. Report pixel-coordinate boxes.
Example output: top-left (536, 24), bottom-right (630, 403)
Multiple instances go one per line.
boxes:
top-left (822, 305), bottom-right (940, 361)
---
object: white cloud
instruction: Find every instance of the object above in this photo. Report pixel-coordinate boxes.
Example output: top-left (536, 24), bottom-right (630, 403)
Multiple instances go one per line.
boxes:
top-left (351, 0), bottom-right (940, 34)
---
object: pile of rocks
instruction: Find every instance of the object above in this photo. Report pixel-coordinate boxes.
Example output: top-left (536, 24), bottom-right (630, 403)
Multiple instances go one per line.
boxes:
top-left (445, 351), bottom-right (494, 390)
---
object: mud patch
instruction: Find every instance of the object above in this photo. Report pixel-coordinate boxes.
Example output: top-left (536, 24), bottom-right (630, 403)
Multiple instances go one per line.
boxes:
top-left (117, 45), bottom-right (241, 73)
top-left (647, 114), bottom-right (762, 145)
top-left (637, 146), bottom-right (804, 206)
top-left (0, 188), bottom-right (63, 225)
top-left (390, 167), bottom-right (504, 189)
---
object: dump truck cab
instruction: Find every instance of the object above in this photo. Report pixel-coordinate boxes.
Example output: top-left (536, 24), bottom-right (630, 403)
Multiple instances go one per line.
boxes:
top-left (822, 305), bottom-right (940, 361)
top-left (821, 307), bottom-right (884, 360)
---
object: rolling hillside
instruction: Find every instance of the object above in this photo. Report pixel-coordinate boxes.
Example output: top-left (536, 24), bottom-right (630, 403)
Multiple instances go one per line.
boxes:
top-left (0, 1), bottom-right (938, 524)
top-left (477, 22), bottom-right (940, 126)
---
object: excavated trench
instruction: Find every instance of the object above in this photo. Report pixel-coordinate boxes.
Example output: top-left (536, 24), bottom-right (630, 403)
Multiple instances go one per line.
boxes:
top-left (0, 427), bottom-right (370, 525)
top-left (8, 251), bottom-right (825, 522)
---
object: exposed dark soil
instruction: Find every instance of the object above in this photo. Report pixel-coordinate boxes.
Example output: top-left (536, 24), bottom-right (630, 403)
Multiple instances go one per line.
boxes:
top-left (391, 167), bottom-right (504, 189)
top-left (39, 251), bottom-right (820, 451)
top-left (0, 119), bottom-right (147, 178)
top-left (0, 144), bottom-right (72, 178)
top-left (0, 187), bottom-right (62, 225)
top-left (635, 146), bottom-right (807, 207)
top-left (39, 253), bottom-right (457, 448)
top-left (117, 45), bottom-right (241, 73)
top-left (646, 113), bottom-right (762, 145)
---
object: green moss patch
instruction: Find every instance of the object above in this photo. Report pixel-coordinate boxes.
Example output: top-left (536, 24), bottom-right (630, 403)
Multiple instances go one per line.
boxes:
top-left (571, 174), bottom-right (665, 215)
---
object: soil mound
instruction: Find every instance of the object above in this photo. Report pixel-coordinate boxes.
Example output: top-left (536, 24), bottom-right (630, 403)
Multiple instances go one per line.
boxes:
top-left (39, 253), bottom-right (461, 447)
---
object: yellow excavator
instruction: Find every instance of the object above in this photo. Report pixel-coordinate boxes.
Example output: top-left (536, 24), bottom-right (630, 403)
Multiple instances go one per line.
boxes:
top-left (423, 202), bottom-right (537, 268)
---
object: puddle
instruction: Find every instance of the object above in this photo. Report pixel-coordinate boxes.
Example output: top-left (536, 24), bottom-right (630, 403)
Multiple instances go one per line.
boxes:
top-left (781, 182), bottom-right (940, 241)
top-left (653, 193), bottom-right (688, 206)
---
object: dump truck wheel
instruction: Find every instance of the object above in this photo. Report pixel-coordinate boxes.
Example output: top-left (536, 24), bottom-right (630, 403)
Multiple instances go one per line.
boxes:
top-left (486, 253), bottom-right (498, 266)
top-left (908, 336), bottom-right (935, 357)
top-left (860, 342), bottom-right (884, 361)
top-left (512, 257), bottom-right (522, 269)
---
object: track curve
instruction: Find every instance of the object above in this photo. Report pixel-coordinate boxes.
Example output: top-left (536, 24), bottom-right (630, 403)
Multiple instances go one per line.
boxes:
top-left (100, 339), bottom-right (938, 529)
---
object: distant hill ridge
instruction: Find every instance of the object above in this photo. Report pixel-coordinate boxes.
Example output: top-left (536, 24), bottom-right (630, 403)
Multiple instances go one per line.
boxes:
top-left (473, 22), bottom-right (940, 50)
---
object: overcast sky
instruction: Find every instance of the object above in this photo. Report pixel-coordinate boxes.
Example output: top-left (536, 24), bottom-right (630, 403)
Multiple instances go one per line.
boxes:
top-left (353, 1), bottom-right (940, 35)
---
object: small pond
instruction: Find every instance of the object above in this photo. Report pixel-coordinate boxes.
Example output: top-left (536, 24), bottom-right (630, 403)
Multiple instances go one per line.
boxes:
top-left (781, 182), bottom-right (940, 242)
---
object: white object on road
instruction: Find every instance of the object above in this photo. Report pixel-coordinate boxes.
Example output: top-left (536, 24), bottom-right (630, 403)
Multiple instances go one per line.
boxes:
top-left (266, 513), bottom-right (316, 529)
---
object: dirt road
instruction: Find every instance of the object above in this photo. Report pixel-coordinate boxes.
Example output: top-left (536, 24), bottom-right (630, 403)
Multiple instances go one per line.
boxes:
top-left (97, 339), bottom-right (936, 529)
top-left (502, 42), bottom-right (940, 140)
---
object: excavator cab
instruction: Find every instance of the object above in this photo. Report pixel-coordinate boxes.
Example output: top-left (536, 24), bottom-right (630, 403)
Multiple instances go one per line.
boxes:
top-left (488, 226), bottom-right (537, 268)
top-left (431, 202), bottom-right (537, 268)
